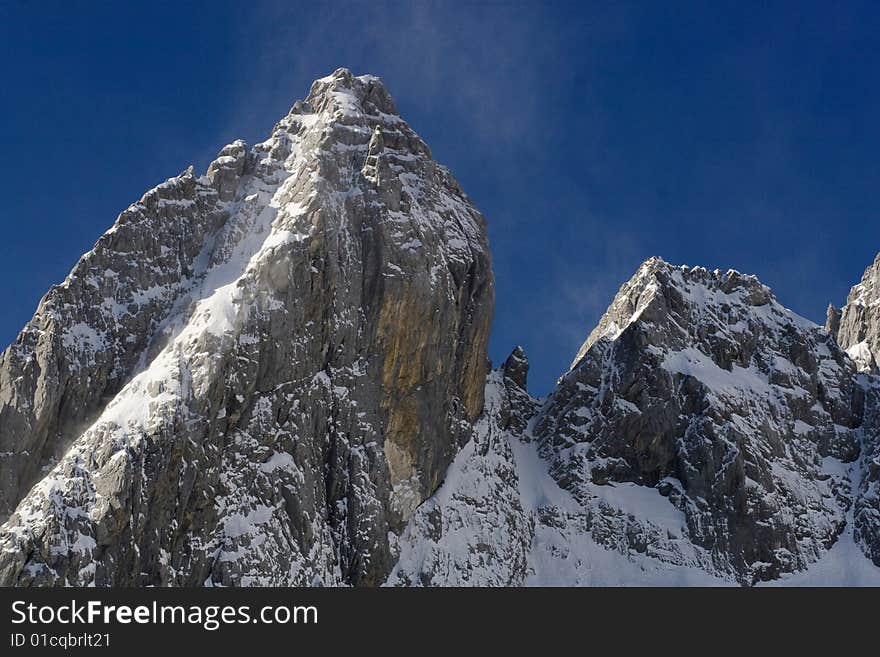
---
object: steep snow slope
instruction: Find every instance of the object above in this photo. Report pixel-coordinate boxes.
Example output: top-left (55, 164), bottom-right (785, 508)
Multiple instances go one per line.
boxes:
top-left (763, 451), bottom-right (880, 586)
top-left (0, 165), bottom-right (228, 523)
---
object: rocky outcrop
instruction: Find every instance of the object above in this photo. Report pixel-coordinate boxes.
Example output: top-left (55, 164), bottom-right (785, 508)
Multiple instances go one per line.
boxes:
top-left (387, 366), bottom-right (536, 586)
top-left (0, 165), bottom-right (229, 524)
top-left (835, 253), bottom-right (880, 371)
top-left (826, 304), bottom-right (842, 337)
top-left (853, 382), bottom-right (880, 568)
top-left (0, 69), bottom-right (493, 586)
top-left (500, 346), bottom-right (529, 389)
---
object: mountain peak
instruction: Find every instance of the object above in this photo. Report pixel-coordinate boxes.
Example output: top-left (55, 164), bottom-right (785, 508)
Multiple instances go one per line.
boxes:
top-left (0, 69), bottom-right (493, 586)
top-left (569, 257), bottom-right (787, 372)
top-left (304, 68), bottom-right (397, 118)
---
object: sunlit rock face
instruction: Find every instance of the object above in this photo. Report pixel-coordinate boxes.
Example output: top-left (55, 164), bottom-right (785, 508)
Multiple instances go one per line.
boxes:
top-left (0, 69), bottom-right (493, 586)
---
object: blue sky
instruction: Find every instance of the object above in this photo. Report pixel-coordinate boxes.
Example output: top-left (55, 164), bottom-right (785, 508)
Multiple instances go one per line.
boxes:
top-left (2, 1), bottom-right (880, 395)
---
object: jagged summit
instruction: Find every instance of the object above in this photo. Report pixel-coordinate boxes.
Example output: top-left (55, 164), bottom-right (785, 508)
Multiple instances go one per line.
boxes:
top-left (305, 68), bottom-right (398, 117)
top-left (536, 254), bottom-right (866, 583)
top-left (570, 256), bottom-right (797, 372)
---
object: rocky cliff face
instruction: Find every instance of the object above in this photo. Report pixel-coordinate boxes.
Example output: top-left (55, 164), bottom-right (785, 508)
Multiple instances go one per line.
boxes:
top-left (0, 69), bottom-right (493, 586)
top-left (1, 70), bottom-right (879, 587)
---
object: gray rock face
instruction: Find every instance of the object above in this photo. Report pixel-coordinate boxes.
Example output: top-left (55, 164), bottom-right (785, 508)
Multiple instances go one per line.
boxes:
top-left (853, 383), bottom-right (880, 568)
top-left (0, 69), bottom-right (493, 586)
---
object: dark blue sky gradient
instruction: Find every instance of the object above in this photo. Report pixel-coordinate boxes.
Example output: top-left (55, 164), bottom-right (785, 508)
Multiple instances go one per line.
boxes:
top-left (2, 1), bottom-right (880, 394)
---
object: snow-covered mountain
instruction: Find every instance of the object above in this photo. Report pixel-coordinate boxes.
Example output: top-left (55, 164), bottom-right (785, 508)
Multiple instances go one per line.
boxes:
top-left (0, 69), bottom-right (493, 586)
top-left (394, 259), bottom-right (880, 585)
top-left (1, 70), bottom-right (878, 586)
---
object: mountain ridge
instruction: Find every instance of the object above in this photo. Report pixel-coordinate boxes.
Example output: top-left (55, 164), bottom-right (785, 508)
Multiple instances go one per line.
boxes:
top-left (0, 70), bottom-right (879, 586)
